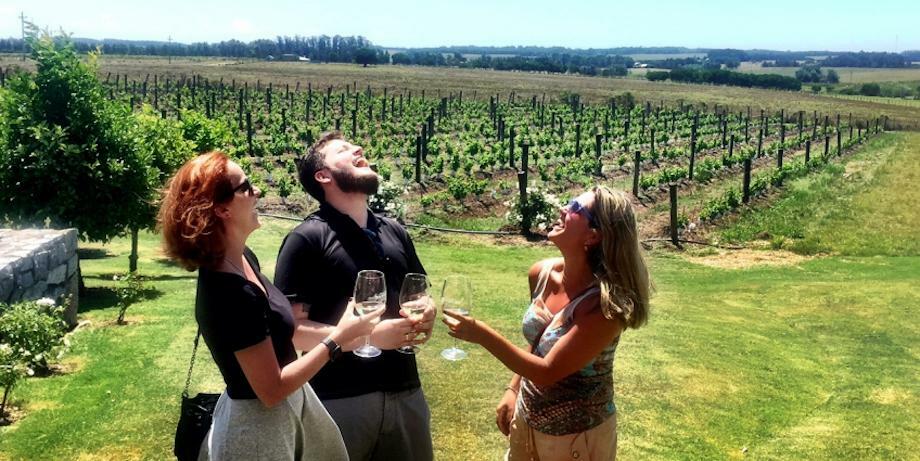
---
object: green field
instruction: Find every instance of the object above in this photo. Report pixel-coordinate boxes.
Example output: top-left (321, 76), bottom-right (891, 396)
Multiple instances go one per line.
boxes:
top-left (3, 55), bottom-right (919, 129)
top-left (0, 130), bottom-right (917, 460)
top-left (737, 62), bottom-right (920, 84)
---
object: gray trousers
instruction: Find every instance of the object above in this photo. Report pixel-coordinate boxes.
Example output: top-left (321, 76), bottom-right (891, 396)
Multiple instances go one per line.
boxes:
top-left (200, 384), bottom-right (348, 461)
top-left (321, 388), bottom-right (433, 461)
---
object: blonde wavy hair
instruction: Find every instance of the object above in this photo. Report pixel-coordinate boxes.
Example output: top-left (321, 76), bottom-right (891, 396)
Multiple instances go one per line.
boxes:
top-left (587, 186), bottom-right (651, 329)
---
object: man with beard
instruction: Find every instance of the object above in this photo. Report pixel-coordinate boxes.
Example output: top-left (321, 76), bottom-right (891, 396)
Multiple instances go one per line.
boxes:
top-left (274, 131), bottom-right (435, 461)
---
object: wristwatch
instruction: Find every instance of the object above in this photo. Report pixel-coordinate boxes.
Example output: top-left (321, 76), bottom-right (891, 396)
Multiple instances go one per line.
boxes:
top-left (321, 337), bottom-right (342, 362)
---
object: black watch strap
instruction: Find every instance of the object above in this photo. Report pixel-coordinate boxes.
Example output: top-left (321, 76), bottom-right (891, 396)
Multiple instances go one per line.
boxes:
top-left (321, 337), bottom-right (342, 362)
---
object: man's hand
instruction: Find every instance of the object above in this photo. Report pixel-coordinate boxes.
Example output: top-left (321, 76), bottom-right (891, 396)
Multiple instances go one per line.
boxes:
top-left (369, 318), bottom-right (423, 350)
top-left (400, 296), bottom-right (436, 343)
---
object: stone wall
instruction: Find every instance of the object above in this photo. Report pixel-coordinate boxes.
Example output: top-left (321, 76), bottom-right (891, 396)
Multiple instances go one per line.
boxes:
top-left (0, 228), bottom-right (79, 327)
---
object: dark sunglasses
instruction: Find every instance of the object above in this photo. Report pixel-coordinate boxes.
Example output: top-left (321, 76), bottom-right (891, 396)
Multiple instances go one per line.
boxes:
top-left (233, 178), bottom-right (255, 196)
top-left (565, 199), bottom-right (597, 228)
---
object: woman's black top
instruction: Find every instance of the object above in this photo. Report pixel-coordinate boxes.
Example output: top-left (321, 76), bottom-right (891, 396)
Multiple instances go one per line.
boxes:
top-left (195, 248), bottom-right (297, 399)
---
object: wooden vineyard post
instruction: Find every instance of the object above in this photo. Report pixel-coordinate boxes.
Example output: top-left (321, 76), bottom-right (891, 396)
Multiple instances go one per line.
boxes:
top-left (728, 134), bottom-right (734, 162)
top-left (266, 86), bottom-right (272, 115)
top-left (335, 117), bottom-right (341, 132)
top-left (778, 123), bottom-right (785, 169)
top-left (744, 115), bottom-right (750, 142)
top-left (757, 127), bottom-right (764, 158)
top-left (824, 135), bottom-right (830, 158)
top-left (415, 135), bottom-right (422, 184)
top-left (848, 113), bottom-right (853, 140)
top-left (281, 107), bottom-right (287, 134)
top-left (720, 113), bottom-right (727, 148)
top-left (305, 87), bottom-right (312, 122)
top-left (805, 139), bottom-right (811, 164)
top-left (763, 110), bottom-right (769, 138)
top-left (632, 151), bottom-right (641, 197)
top-left (246, 112), bottom-right (253, 157)
top-left (509, 125), bottom-right (516, 169)
top-left (688, 113), bottom-right (698, 180)
top-left (650, 127), bottom-right (657, 164)
top-left (836, 125), bottom-right (842, 156)
top-left (176, 90), bottom-right (181, 120)
top-left (521, 141), bottom-right (530, 174)
top-left (595, 133), bottom-right (603, 176)
top-left (421, 125), bottom-right (428, 162)
top-left (742, 158), bottom-right (752, 204)
top-left (518, 170), bottom-right (530, 236)
top-left (798, 111), bottom-right (804, 143)
top-left (351, 109), bottom-right (357, 138)
top-left (575, 123), bottom-right (581, 157)
top-left (669, 184), bottom-right (680, 248)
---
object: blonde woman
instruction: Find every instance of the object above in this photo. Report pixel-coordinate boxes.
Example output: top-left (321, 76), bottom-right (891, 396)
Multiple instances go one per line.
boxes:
top-left (444, 186), bottom-right (651, 460)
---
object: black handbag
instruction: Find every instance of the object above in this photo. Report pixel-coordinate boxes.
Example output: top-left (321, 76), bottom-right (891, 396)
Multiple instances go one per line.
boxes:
top-left (174, 331), bottom-right (220, 461)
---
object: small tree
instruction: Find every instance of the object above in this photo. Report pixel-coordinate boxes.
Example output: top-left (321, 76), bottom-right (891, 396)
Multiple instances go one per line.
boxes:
top-left (860, 83), bottom-right (881, 96)
top-left (0, 31), bottom-right (155, 273)
top-left (825, 69), bottom-right (840, 84)
top-left (354, 47), bottom-right (378, 67)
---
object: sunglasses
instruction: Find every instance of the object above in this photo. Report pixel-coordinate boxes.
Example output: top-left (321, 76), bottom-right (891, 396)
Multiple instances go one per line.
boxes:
top-left (564, 199), bottom-right (597, 228)
top-left (220, 178), bottom-right (255, 201)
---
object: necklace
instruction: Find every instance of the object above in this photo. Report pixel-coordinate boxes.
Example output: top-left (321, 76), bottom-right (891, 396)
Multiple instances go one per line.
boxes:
top-left (225, 256), bottom-right (247, 278)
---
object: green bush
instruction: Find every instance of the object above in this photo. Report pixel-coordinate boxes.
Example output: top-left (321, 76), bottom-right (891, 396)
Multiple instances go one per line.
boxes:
top-left (115, 274), bottom-right (147, 325)
top-left (369, 180), bottom-right (406, 219)
top-left (506, 186), bottom-right (560, 233)
top-left (860, 83), bottom-right (881, 97)
top-left (0, 300), bottom-right (66, 375)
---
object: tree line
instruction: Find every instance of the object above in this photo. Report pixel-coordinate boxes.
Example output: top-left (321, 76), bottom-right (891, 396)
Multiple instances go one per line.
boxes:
top-left (647, 68), bottom-right (802, 91)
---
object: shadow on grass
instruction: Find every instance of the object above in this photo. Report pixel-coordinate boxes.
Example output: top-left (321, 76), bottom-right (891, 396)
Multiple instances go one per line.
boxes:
top-left (84, 272), bottom-right (195, 282)
top-left (77, 248), bottom-right (113, 260)
top-left (78, 286), bottom-right (164, 314)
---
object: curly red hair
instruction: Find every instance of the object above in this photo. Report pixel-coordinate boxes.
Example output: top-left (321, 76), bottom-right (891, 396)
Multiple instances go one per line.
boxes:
top-left (157, 151), bottom-right (236, 271)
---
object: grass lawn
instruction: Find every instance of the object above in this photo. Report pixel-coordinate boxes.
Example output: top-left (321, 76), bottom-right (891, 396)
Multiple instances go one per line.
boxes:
top-left (0, 135), bottom-right (918, 460)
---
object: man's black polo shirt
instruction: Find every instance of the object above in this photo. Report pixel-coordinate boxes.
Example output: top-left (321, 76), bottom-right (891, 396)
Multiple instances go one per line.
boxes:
top-left (274, 203), bottom-right (425, 400)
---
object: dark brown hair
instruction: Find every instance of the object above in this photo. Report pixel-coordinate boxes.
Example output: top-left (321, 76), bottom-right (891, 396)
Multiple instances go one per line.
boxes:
top-left (296, 131), bottom-right (344, 202)
top-left (157, 151), bottom-right (235, 271)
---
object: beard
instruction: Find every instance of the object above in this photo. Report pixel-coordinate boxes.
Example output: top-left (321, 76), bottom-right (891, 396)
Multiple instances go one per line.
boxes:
top-left (330, 167), bottom-right (380, 196)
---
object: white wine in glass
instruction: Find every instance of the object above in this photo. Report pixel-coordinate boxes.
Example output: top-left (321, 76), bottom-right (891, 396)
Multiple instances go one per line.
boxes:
top-left (440, 274), bottom-right (472, 361)
top-left (397, 273), bottom-right (430, 355)
top-left (353, 270), bottom-right (386, 358)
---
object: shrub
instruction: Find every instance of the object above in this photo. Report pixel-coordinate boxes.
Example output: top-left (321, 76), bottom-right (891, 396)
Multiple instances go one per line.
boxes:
top-left (860, 83), bottom-right (881, 96)
top-left (0, 299), bottom-right (66, 375)
top-left (506, 186), bottom-right (560, 233)
top-left (115, 274), bottom-right (147, 325)
top-left (369, 180), bottom-right (406, 219)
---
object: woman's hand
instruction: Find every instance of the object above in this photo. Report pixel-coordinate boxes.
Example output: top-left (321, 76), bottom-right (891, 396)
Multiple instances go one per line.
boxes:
top-left (400, 296), bottom-right (436, 343)
top-left (442, 309), bottom-right (489, 344)
top-left (330, 299), bottom-right (384, 345)
top-left (495, 388), bottom-right (517, 436)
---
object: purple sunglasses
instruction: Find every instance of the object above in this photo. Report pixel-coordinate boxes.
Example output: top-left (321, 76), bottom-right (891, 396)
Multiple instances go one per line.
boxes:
top-left (565, 199), bottom-right (597, 228)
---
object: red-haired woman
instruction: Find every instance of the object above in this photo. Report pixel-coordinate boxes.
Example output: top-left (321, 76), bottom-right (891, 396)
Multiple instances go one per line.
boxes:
top-left (159, 152), bottom-right (382, 460)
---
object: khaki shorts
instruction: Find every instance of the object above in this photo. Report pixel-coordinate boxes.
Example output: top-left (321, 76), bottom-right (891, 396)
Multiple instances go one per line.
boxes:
top-left (506, 411), bottom-right (617, 461)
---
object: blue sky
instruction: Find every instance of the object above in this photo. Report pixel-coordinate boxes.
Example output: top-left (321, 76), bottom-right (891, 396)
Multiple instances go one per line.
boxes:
top-left (1, 0), bottom-right (916, 52)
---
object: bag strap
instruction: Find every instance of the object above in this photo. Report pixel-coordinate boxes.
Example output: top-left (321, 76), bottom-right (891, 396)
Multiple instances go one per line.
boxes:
top-left (181, 330), bottom-right (201, 398)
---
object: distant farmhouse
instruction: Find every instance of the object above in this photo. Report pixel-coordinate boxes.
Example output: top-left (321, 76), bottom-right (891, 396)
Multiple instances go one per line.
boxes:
top-left (266, 54), bottom-right (311, 62)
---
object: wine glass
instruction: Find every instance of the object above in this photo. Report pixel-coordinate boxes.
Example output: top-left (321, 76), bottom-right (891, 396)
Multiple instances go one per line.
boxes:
top-left (353, 270), bottom-right (385, 358)
top-left (397, 273), bottom-right (430, 355)
top-left (440, 274), bottom-right (472, 361)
